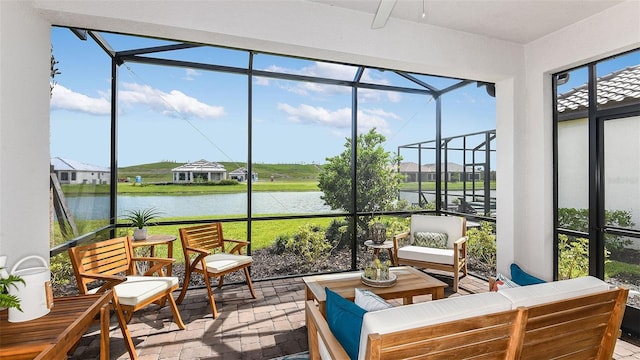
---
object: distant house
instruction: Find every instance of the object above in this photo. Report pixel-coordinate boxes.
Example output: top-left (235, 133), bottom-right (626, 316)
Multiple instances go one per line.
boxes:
top-left (171, 159), bottom-right (227, 183)
top-left (399, 162), bottom-right (483, 182)
top-left (51, 157), bottom-right (110, 185)
top-left (229, 167), bottom-right (258, 182)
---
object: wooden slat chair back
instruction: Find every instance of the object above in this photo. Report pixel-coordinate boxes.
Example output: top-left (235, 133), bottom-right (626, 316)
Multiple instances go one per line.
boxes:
top-left (69, 236), bottom-right (186, 360)
top-left (177, 223), bottom-right (256, 318)
top-left (71, 237), bottom-right (133, 294)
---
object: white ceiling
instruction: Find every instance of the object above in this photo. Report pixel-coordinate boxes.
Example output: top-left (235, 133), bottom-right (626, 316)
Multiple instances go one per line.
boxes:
top-left (310, 0), bottom-right (624, 44)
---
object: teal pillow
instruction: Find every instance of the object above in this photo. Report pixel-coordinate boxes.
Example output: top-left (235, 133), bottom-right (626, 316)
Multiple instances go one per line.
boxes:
top-left (325, 287), bottom-right (366, 360)
top-left (413, 232), bottom-right (448, 248)
top-left (510, 263), bottom-right (546, 286)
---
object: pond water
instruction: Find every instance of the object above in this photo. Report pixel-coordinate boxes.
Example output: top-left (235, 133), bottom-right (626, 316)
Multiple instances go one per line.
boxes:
top-left (66, 191), bottom-right (338, 220)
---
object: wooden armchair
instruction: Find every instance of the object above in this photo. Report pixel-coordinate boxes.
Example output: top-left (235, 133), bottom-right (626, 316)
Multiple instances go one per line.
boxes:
top-left (393, 214), bottom-right (467, 292)
top-left (177, 223), bottom-right (256, 318)
top-left (68, 236), bottom-right (186, 360)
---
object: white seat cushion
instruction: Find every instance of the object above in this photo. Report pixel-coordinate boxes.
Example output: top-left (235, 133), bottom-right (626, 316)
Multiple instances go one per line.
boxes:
top-left (357, 292), bottom-right (513, 360)
top-left (194, 253), bottom-right (253, 273)
top-left (112, 276), bottom-right (178, 306)
top-left (497, 276), bottom-right (611, 308)
top-left (397, 245), bottom-right (454, 265)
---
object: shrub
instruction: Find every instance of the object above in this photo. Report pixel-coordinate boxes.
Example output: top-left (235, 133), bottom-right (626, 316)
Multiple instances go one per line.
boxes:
top-left (466, 221), bottom-right (496, 273)
top-left (325, 219), bottom-right (349, 250)
top-left (557, 208), bottom-right (634, 252)
top-left (557, 235), bottom-right (589, 280)
top-left (271, 234), bottom-right (290, 255)
top-left (557, 234), bottom-right (611, 279)
top-left (274, 223), bottom-right (331, 262)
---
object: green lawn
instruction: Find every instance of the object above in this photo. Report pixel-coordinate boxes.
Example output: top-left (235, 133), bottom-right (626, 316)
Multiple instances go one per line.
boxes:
top-left (117, 216), bottom-right (336, 263)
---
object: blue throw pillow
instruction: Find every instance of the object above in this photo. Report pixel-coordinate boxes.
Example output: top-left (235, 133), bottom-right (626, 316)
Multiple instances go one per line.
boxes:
top-left (325, 287), bottom-right (366, 360)
top-left (510, 263), bottom-right (546, 286)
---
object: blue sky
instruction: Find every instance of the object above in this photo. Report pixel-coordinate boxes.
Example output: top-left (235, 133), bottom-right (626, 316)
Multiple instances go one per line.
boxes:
top-left (50, 27), bottom-right (498, 168)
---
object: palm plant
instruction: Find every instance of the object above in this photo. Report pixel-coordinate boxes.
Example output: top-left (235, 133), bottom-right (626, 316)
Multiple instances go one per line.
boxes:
top-left (121, 208), bottom-right (162, 229)
top-left (121, 208), bottom-right (162, 240)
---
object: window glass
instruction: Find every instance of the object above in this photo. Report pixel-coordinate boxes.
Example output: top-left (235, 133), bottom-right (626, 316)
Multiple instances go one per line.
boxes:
top-left (556, 66), bottom-right (589, 231)
top-left (115, 61), bottom-right (248, 222)
top-left (596, 50), bottom-right (640, 111)
top-left (50, 27), bottom-right (112, 244)
top-left (252, 75), bottom-right (348, 217)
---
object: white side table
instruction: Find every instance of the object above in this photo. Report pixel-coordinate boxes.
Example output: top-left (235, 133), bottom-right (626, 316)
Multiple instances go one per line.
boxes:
top-left (364, 240), bottom-right (395, 261)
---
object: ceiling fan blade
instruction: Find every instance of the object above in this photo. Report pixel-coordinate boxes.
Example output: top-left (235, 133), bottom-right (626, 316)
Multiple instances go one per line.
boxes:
top-left (371, 0), bottom-right (397, 29)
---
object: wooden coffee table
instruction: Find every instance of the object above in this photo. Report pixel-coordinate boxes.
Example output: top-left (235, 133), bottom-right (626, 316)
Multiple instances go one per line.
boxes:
top-left (303, 266), bottom-right (447, 314)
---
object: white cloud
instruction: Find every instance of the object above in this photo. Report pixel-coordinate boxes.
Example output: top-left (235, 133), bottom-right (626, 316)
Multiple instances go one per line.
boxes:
top-left (277, 103), bottom-right (397, 134)
top-left (363, 108), bottom-right (401, 120)
top-left (261, 61), bottom-right (402, 102)
top-left (119, 83), bottom-right (225, 119)
top-left (51, 82), bottom-right (225, 119)
top-left (254, 76), bottom-right (270, 86)
top-left (50, 84), bottom-right (110, 115)
top-left (183, 68), bottom-right (200, 81)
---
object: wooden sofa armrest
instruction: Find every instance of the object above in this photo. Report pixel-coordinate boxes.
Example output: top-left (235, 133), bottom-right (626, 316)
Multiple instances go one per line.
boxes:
top-left (305, 300), bottom-right (350, 360)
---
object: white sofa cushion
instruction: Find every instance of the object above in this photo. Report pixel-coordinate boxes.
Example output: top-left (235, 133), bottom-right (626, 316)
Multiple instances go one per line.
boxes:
top-left (497, 276), bottom-right (611, 308)
top-left (194, 253), bottom-right (253, 273)
top-left (397, 246), bottom-right (454, 265)
top-left (357, 292), bottom-right (513, 360)
top-left (99, 276), bottom-right (179, 306)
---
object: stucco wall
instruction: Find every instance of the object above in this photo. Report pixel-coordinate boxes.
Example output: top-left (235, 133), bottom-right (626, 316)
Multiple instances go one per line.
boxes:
top-left (0, 1), bottom-right (51, 269)
top-left (520, 0), bottom-right (640, 279)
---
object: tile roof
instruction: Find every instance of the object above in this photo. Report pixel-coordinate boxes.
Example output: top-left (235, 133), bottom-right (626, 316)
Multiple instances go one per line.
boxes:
top-left (51, 157), bottom-right (110, 172)
top-left (171, 159), bottom-right (226, 172)
top-left (557, 64), bottom-right (640, 114)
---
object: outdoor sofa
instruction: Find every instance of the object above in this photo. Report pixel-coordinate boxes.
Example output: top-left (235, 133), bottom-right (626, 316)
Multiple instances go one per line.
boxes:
top-left (306, 276), bottom-right (628, 359)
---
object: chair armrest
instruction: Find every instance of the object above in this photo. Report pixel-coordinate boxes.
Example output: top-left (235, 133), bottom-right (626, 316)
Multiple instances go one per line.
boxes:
top-left (80, 272), bottom-right (126, 293)
top-left (453, 236), bottom-right (468, 258)
top-left (223, 239), bottom-right (249, 254)
top-left (185, 245), bottom-right (210, 256)
top-left (132, 256), bottom-right (176, 276)
top-left (393, 231), bottom-right (410, 242)
top-left (392, 232), bottom-right (410, 266)
top-left (454, 236), bottom-right (468, 245)
top-left (132, 256), bottom-right (176, 264)
top-left (306, 300), bottom-right (350, 360)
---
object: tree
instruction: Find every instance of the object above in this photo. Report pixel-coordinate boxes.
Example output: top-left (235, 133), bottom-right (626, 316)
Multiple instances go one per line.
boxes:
top-left (318, 128), bottom-right (404, 241)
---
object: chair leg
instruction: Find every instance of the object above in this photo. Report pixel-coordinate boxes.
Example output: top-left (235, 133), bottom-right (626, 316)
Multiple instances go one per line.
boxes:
top-left (114, 303), bottom-right (138, 360)
top-left (100, 303), bottom-right (110, 360)
top-left (203, 272), bottom-right (219, 318)
top-left (166, 291), bottom-right (186, 329)
top-left (176, 266), bottom-right (193, 304)
top-left (244, 267), bottom-right (257, 299)
top-left (453, 272), bottom-right (459, 293)
top-left (217, 274), bottom-right (225, 289)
